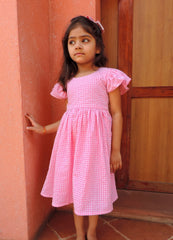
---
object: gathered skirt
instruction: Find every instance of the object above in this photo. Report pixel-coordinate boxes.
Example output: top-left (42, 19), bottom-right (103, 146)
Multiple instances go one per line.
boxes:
top-left (41, 107), bottom-right (118, 216)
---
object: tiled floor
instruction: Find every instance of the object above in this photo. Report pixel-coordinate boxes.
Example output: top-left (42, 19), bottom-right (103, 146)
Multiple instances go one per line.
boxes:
top-left (37, 211), bottom-right (173, 240)
top-left (36, 190), bottom-right (173, 240)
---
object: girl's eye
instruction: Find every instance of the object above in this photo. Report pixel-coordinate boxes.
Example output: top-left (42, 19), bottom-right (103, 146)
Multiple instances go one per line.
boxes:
top-left (82, 38), bottom-right (89, 43)
top-left (69, 40), bottom-right (75, 45)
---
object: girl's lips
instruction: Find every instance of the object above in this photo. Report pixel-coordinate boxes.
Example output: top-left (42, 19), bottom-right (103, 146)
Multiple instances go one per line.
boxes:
top-left (74, 53), bottom-right (84, 56)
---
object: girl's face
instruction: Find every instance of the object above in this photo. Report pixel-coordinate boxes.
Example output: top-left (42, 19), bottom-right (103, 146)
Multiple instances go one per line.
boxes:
top-left (68, 25), bottom-right (100, 68)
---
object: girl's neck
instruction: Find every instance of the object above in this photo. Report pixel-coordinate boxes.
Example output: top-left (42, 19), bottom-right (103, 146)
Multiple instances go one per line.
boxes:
top-left (75, 64), bottom-right (98, 78)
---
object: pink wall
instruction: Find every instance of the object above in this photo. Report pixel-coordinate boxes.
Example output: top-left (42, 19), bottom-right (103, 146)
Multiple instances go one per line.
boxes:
top-left (0, 0), bottom-right (100, 239)
top-left (0, 1), bottom-right (28, 239)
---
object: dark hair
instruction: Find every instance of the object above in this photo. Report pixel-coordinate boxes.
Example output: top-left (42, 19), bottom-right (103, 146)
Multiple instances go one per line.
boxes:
top-left (58, 16), bottom-right (107, 91)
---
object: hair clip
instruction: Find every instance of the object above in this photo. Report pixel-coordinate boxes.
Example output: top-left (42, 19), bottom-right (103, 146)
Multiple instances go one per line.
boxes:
top-left (86, 16), bottom-right (104, 33)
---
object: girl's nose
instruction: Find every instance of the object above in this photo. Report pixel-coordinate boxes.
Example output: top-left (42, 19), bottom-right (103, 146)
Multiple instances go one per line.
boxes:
top-left (75, 41), bottom-right (82, 49)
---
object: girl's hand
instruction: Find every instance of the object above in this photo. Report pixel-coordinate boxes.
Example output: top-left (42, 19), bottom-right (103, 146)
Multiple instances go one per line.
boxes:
top-left (110, 151), bottom-right (122, 173)
top-left (25, 113), bottom-right (45, 134)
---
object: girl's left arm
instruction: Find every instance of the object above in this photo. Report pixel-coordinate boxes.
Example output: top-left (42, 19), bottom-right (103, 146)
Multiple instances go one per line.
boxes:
top-left (108, 87), bottom-right (123, 173)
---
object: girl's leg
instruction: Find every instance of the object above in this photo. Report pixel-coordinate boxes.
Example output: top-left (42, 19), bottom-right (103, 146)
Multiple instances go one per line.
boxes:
top-left (73, 213), bottom-right (85, 240)
top-left (87, 215), bottom-right (98, 240)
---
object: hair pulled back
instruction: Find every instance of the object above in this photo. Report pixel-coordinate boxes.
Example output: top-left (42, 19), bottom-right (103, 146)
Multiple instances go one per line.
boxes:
top-left (58, 16), bottom-right (107, 91)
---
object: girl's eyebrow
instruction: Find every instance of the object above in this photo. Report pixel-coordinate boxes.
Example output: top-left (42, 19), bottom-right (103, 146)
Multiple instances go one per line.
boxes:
top-left (68, 34), bottom-right (92, 39)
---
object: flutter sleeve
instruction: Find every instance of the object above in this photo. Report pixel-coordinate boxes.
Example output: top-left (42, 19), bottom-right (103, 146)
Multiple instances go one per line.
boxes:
top-left (50, 83), bottom-right (67, 99)
top-left (106, 68), bottom-right (131, 95)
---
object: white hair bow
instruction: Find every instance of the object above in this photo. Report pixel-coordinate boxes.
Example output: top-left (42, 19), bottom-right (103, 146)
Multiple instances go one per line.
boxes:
top-left (86, 16), bottom-right (104, 33)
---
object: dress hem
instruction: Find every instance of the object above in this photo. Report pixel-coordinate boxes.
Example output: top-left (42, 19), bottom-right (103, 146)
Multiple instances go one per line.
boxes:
top-left (41, 193), bottom-right (118, 216)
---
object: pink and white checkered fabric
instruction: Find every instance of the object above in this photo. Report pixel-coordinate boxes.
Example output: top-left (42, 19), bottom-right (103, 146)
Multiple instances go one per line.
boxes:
top-left (41, 67), bottom-right (131, 216)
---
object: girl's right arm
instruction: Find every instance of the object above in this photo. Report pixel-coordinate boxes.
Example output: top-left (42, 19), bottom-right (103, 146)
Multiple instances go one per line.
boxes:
top-left (25, 113), bottom-right (60, 134)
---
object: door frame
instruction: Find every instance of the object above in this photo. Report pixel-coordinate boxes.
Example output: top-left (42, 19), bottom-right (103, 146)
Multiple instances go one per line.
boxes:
top-left (116, 0), bottom-right (133, 189)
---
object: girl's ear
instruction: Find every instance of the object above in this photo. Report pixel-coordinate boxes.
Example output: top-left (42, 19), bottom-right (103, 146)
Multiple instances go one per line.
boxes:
top-left (96, 48), bottom-right (101, 54)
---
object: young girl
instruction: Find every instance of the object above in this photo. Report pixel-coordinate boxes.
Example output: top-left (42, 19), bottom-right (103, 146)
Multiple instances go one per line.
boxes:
top-left (26, 16), bottom-right (131, 240)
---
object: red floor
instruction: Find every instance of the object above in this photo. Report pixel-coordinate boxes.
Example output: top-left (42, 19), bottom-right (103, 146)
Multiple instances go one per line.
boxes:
top-left (37, 210), bottom-right (173, 240)
top-left (37, 190), bottom-right (173, 240)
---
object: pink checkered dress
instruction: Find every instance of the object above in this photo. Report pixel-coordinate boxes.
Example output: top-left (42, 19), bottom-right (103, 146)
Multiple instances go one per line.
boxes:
top-left (41, 67), bottom-right (131, 216)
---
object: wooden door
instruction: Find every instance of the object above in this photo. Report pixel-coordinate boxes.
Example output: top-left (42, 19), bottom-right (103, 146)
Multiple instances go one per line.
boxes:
top-left (101, 0), bottom-right (173, 193)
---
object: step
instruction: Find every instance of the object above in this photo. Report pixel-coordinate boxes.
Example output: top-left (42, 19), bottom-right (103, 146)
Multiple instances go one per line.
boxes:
top-left (109, 190), bottom-right (173, 224)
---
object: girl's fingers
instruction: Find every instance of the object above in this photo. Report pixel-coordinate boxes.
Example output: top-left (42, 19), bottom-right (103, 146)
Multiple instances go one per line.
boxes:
top-left (26, 126), bottom-right (35, 131)
top-left (25, 114), bottom-right (38, 126)
top-left (25, 113), bottom-right (32, 118)
top-left (110, 160), bottom-right (122, 172)
top-left (25, 114), bottom-right (34, 122)
top-left (26, 126), bottom-right (42, 133)
top-left (25, 114), bottom-right (32, 123)
top-left (25, 113), bottom-right (43, 134)
top-left (110, 163), bottom-right (116, 173)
